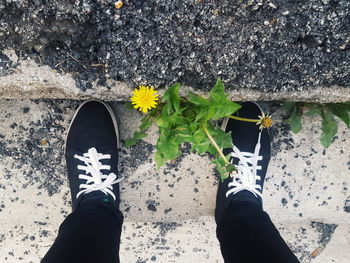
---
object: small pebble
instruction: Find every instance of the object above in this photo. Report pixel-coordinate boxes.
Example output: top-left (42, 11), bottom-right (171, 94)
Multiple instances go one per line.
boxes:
top-left (114, 1), bottom-right (123, 9)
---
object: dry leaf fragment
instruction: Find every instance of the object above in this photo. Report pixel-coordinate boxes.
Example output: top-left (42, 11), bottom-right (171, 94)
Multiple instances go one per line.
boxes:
top-left (311, 247), bottom-right (322, 258)
top-left (115, 1), bottom-right (123, 9)
top-left (39, 139), bottom-right (47, 146)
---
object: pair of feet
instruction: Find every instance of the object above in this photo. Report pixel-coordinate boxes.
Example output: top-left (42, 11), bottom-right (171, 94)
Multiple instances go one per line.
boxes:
top-left (65, 101), bottom-right (270, 223)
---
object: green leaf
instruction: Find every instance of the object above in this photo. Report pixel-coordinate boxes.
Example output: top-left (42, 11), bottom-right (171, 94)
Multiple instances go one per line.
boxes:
top-left (209, 78), bottom-right (226, 101)
top-left (212, 157), bottom-right (227, 179)
top-left (320, 110), bottom-right (338, 148)
top-left (192, 128), bottom-right (206, 142)
top-left (154, 151), bottom-right (168, 169)
top-left (155, 102), bottom-right (186, 129)
top-left (157, 112), bottom-right (186, 128)
top-left (125, 138), bottom-right (137, 147)
top-left (225, 163), bottom-right (235, 174)
top-left (338, 102), bottom-right (350, 111)
top-left (188, 92), bottom-right (209, 106)
top-left (155, 109), bottom-right (170, 128)
top-left (212, 154), bottom-right (234, 181)
top-left (125, 131), bottom-right (148, 147)
top-left (162, 83), bottom-right (181, 113)
top-left (195, 107), bottom-right (209, 122)
top-left (168, 112), bottom-right (186, 126)
top-left (139, 118), bottom-right (152, 131)
top-left (286, 105), bottom-right (302, 133)
top-left (282, 102), bottom-right (296, 113)
top-left (125, 101), bottom-right (134, 110)
top-left (173, 125), bottom-right (193, 143)
top-left (305, 105), bottom-right (321, 117)
top-left (188, 81), bottom-right (241, 121)
top-left (192, 140), bottom-right (211, 154)
top-left (329, 104), bottom-right (350, 128)
top-left (146, 107), bottom-right (159, 117)
top-left (187, 92), bottom-right (210, 121)
top-left (191, 128), bottom-right (211, 154)
top-left (207, 79), bottom-right (241, 120)
top-left (156, 128), bottom-right (180, 160)
top-left (188, 122), bottom-right (200, 132)
top-left (208, 125), bottom-right (233, 149)
top-left (206, 144), bottom-right (217, 156)
top-left (155, 115), bottom-right (168, 128)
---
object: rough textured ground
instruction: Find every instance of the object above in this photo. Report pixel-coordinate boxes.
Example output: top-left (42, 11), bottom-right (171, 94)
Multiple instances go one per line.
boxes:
top-left (0, 99), bottom-right (349, 262)
top-left (1, 0), bottom-right (350, 93)
top-left (1, 55), bottom-right (350, 102)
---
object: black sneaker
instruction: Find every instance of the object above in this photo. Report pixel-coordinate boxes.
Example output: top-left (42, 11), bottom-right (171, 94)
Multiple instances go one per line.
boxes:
top-left (215, 102), bottom-right (271, 225)
top-left (65, 100), bottom-right (122, 211)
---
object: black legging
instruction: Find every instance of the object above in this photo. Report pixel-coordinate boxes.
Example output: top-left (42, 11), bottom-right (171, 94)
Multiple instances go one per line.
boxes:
top-left (216, 201), bottom-right (300, 263)
top-left (42, 201), bottom-right (299, 263)
top-left (42, 201), bottom-right (123, 263)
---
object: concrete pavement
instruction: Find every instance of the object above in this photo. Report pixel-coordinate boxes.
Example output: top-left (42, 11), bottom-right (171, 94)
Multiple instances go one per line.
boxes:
top-left (0, 99), bottom-right (349, 262)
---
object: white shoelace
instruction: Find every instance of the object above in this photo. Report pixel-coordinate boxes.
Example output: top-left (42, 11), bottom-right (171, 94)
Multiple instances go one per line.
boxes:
top-left (226, 131), bottom-right (263, 198)
top-left (74, 147), bottom-right (122, 200)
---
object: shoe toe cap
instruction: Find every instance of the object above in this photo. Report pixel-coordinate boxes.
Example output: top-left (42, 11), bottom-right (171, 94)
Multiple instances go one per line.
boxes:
top-left (66, 101), bottom-right (118, 151)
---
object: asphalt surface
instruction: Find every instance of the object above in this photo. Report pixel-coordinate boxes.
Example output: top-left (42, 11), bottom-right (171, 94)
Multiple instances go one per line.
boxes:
top-left (1, 0), bottom-right (349, 92)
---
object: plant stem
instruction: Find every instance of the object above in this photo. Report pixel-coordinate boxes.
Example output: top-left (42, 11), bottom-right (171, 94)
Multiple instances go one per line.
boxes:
top-left (229, 115), bottom-right (259, 123)
top-left (201, 124), bottom-right (229, 165)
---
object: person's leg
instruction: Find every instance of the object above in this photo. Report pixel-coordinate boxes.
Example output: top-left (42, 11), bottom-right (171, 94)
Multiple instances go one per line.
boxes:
top-left (216, 202), bottom-right (299, 263)
top-left (42, 196), bottom-right (123, 263)
top-left (215, 102), bottom-right (300, 263)
top-left (42, 100), bottom-right (124, 263)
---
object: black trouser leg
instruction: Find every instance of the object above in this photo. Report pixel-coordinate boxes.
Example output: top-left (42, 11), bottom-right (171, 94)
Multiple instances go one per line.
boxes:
top-left (217, 202), bottom-right (300, 263)
top-left (42, 201), bottom-right (123, 263)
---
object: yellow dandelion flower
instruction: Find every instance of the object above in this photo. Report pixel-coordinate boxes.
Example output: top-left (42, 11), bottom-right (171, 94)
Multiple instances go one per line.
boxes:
top-left (256, 112), bottom-right (273, 129)
top-left (131, 86), bottom-right (159, 113)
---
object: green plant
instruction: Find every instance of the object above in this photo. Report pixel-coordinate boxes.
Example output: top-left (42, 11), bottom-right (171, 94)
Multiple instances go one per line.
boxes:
top-left (126, 79), bottom-right (242, 179)
top-left (126, 82), bottom-right (349, 176)
top-left (283, 102), bottom-right (350, 148)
